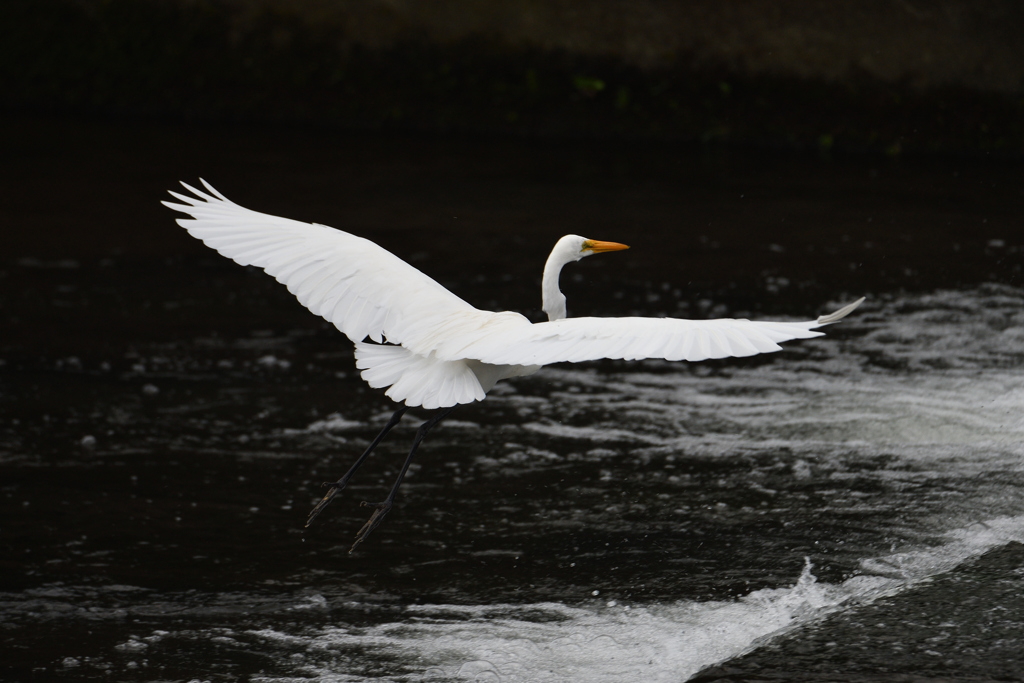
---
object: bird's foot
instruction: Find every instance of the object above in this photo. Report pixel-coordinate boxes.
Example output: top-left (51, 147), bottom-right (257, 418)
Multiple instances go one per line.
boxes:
top-left (305, 480), bottom-right (348, 528)
top-left (350, 500), bottom-right (393, 553)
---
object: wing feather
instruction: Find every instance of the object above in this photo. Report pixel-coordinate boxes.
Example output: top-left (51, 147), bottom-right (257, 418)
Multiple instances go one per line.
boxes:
top-left (437, 302), bottom-right (861, 366)
top-left (694, 327), bottom-right (712, 361)
top-left (164, 181), bottom-right (494, 348)
top-left (229, 239), bottom-right (303, 266)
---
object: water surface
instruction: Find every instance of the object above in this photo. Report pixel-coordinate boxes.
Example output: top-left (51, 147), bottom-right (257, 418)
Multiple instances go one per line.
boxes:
top-left (2, 118), bottom-right (1023, 681)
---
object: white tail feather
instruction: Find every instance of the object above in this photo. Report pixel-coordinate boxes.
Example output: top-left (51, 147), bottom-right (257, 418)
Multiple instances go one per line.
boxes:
top-left (354, 343), bottom-right (486, 409)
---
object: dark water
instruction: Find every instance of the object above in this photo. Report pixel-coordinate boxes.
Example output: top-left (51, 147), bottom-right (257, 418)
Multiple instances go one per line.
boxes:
top-left (3, 117), bottom-right (1024, 681)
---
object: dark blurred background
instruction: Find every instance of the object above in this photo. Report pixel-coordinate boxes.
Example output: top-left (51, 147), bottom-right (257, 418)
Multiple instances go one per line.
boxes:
top-left (3, 0), bottom-right (1023, 155)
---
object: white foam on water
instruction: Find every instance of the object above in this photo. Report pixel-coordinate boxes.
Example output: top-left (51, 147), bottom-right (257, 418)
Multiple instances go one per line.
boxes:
top-left (519, 371), bottom-right (1024, 456)
top-left (302, 413), bottom-right (367, 433)
top-left (249, 515), bottom-right (1024, 683)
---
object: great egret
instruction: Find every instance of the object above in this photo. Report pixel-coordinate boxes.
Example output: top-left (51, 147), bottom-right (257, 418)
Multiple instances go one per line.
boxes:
top-left (164, 179), bottom-right (863, 551)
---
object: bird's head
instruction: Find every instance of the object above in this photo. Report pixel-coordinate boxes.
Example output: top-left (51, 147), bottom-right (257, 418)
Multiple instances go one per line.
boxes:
top-left (556, 234), bottom-right (630, 262)
top-left (542, 235), bottom-right (630, 321)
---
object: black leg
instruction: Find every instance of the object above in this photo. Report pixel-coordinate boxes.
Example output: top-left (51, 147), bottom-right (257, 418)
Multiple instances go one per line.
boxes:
top-left (305, 406), bottom-right (410, 528)
top-left (350, 405), bottom-right (457, 552)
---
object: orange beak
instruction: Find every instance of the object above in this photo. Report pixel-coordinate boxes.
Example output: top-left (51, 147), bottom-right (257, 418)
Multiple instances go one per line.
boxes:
top-left (583, 239), bottom-right (630, 253)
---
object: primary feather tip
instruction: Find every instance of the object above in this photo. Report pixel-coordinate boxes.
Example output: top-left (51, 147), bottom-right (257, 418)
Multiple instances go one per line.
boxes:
top-left (816, 297), bottom-right (866, 326)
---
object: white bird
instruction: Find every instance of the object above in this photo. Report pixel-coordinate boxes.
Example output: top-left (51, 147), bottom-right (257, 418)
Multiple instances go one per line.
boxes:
top-left (164, 179), bottom-right (863, 551)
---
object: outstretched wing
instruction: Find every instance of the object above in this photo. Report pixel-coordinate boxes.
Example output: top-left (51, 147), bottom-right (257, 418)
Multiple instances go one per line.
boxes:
top-left (163, 180), bottom-right (493, 347)
top-left (433, 299), bottom-right (864, 366)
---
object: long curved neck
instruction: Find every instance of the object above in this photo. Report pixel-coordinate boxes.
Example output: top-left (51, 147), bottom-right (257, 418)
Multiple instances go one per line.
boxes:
top-left (542, 249), bottom-right (570, 322)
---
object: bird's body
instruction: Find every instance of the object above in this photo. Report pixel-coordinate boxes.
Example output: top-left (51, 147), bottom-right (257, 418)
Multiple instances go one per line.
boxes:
top-left (165, 179), bottom-right (863, 550)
